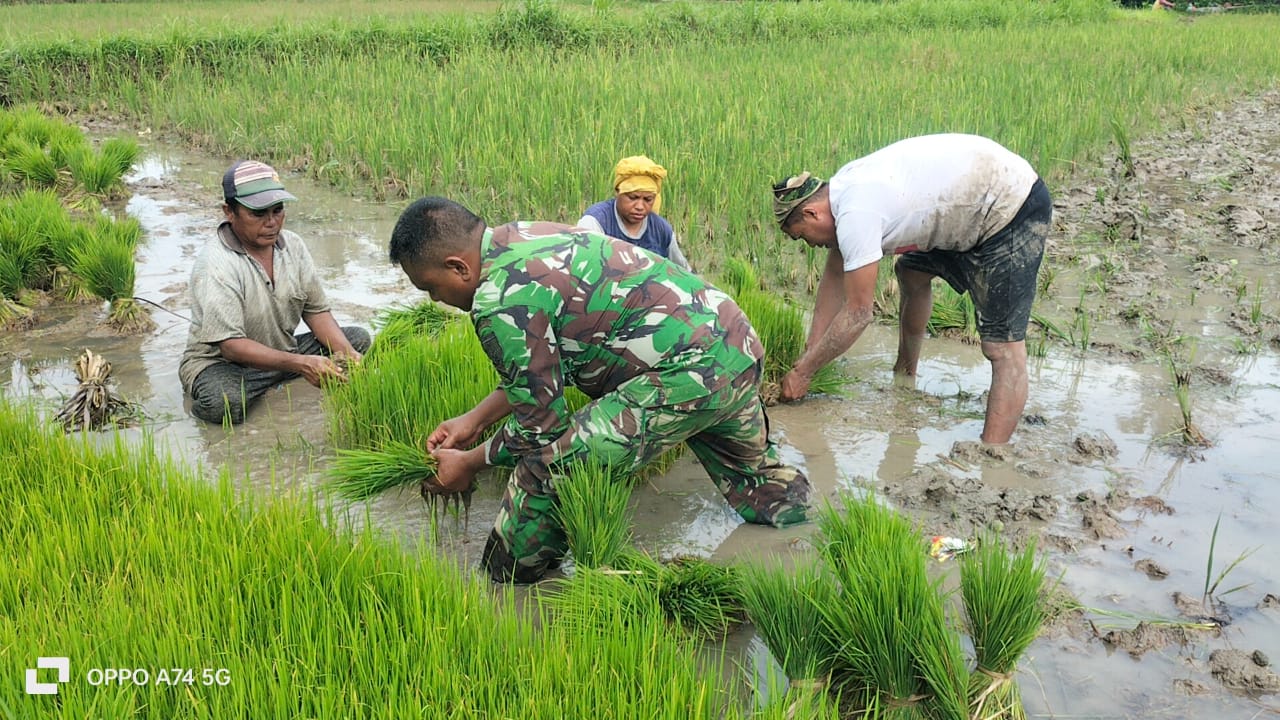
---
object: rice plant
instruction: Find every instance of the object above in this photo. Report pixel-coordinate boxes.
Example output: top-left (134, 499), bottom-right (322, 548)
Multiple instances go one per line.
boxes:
top-left (655, 555), bottom-right (746, 638)
top-left (816, 494), bottom-right (970, 719)
top-left (739, 558), bottom-right (840, 701)
top-left (1164, 349), bottom-right (1211, 448)
top-left (960, 533), bottom-right (1048, 720)
top-left (926, 283), bottom-right (979, 341)
top-left (325, 320), bottom-right (500, 495)
top-left (366, 298), bottom-right (461, 359)
top-left (69, 218), bottom-right (154, 333)
top-left (553, 459), bottom-right (634, 570)
top-left (0, 249), bottom-right (36, 330)
top-left (327, 440), bottom-right (437, 502)
top-left (4, 136), bottom-right (61, 188)
top-left (720, 260), bottom-right (846, 402)
top-left (1201, 513), bottom-right (1258, 607)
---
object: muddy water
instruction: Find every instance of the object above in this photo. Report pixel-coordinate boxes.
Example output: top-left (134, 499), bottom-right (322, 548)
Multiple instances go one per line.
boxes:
top-left (4, 99), bottom-right (1280, 717)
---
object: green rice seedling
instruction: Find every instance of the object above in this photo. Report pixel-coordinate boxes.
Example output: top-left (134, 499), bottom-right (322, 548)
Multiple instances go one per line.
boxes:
top-left (1164, 350), bottom-right (1210, 448)
top-left (327, 440), bottom-right (437, 501)
top-left (739, 557), bottom-right (841, 704)
top-left (1, 398), bottom-right (763, 719)
top-left (67, 146), bottom-right (124, 196)
top-left (539, 563), bottom-right (663, 635)
top-left (1111, 118), bottom-right (1135, 180)
top-left (816, 495), bottom-right (970, 719)
top-left (719, 256), bottom-right (761, 297)
top-left (926, 283), bottom-right (979, 341)
top-left (70, 221), bottom-right (154, 333)
top-left (366, 298), bottom-right (461, 358)
top-left (0, 207), bottom-right (49, 291)
top-left (98, 135), bottom-right (141, 178)
top-left (4, 136), bottom-right (60, 188)
top-left (0, 250), bottom-right (36, 330)
top-left (326, 320), bottom-right (499, 487)
top-left (655, 555), bottom-right (745, 638)
top-left (553, 459), bottom-right (634, 570)
top-left (732, 285), bottom-right (845, 402)
top-left (1202, 513), bottom-right (1258, 607)
top-left (960, 533), bottom-right (1048, 720)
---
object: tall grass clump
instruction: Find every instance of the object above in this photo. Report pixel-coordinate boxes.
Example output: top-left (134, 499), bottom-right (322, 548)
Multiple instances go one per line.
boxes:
top-left (739, 558), bottom-right (841, 706)
top-left (960, 533), bottom-right (1049, 720)
top-left (2, 397), bottom-right (792, 719)
top-left (816, 495), bottom-right (970, 718)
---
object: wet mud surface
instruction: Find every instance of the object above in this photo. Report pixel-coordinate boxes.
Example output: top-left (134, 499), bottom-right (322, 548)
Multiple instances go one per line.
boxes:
top-left (5, 91), bottom-right (1280, 717)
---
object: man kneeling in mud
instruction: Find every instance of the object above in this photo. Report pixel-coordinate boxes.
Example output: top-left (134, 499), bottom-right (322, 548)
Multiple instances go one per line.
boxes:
top-left (389, 197), bottom-right (812, 583)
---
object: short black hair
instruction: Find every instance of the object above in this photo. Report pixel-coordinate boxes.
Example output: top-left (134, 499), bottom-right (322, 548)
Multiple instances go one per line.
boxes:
top-left (389, 197), bottom-right (484, 266)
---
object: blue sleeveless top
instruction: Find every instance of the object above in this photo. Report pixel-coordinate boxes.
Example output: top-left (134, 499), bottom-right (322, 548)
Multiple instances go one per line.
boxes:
top-left (583, 199), bottom-right (675, 258)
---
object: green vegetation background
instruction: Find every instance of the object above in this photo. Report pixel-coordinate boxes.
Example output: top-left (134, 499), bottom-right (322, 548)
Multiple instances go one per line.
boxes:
top-left (3, 0), bottom-right (1278, 290)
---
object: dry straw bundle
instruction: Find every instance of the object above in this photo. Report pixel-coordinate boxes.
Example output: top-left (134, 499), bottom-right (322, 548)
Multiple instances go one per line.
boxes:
top-left (55, 348), bottom-right (139, 432)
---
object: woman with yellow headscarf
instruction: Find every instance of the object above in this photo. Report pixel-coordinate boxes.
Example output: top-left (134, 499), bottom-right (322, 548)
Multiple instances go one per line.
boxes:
top-left (577, 155), bottom-right (690, 270)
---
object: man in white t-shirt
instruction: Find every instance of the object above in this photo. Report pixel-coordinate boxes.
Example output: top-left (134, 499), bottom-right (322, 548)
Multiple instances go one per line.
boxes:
top-left (771, 134), bottom-right (1052, 444)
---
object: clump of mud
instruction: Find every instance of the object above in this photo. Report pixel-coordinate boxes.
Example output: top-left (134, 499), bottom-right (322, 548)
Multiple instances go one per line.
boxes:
top-left (1208, 649), bottom-right (1280, 693)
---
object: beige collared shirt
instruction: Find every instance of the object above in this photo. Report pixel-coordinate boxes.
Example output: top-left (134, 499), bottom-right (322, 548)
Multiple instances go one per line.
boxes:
top-left (178, 223), bottom-right (330, 391)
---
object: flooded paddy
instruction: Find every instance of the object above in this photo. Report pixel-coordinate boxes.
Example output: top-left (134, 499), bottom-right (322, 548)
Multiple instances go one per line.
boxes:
top-left (4, 91), bottom-right (1279, 718)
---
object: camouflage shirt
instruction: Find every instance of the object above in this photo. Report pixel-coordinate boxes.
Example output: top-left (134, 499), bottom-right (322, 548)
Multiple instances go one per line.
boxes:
top-left (474, 222), bottom-right (763, 466)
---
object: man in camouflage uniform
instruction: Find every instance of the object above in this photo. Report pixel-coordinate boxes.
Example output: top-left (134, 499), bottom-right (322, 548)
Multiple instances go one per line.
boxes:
top-left (389, 196), bottom-right (812, 583)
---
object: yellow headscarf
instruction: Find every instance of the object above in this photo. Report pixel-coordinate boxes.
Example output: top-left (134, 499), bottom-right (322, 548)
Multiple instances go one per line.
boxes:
top-left (612, 155), bottom-right (666, 214)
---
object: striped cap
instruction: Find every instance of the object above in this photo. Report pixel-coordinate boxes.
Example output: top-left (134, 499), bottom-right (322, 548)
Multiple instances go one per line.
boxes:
top-left (222, 160), bottom-right (297, 210)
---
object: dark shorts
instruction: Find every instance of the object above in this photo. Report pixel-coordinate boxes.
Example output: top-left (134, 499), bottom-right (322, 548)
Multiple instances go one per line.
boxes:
top-left (895, 178), bottom-right (1051, 343)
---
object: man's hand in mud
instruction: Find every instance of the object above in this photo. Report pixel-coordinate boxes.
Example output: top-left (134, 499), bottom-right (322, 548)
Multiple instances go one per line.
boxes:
top-left (779, 370), bottom-right (812, 403)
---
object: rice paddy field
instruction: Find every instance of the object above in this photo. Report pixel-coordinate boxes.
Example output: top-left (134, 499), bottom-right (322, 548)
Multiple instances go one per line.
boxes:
top-left (3, 0), bottom-right (1280, 718)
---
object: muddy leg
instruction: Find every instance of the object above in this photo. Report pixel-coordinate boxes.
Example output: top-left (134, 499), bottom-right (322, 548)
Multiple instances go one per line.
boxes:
top-left (981, 339), bottom-right (1028, 445)
top-left (894, 262), bottom-right (935, 377)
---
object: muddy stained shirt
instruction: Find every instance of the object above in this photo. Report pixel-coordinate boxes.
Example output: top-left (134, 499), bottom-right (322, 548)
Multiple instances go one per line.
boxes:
top-left (830, 134), bottom-right (1039, 272)
top-left (178, 224), bottom-right (330, 391)
top-left (473, 222), bottom-right (763, 466)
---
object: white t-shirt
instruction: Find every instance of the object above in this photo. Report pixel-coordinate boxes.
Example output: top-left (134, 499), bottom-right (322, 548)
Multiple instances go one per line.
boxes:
top-left (829, 134), bottom-right (1039, 271)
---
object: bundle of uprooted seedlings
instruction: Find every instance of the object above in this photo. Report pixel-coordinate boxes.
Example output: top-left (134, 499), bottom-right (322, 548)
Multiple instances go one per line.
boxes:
top-left (739, 557), bottom-right (841, 704)
top-left (71, 216), bottom-right (153, 333)
top-left (0, 250), bottom-right (36, 331)
top-left (553, 460), bottom-right (635, 571)
top-left (328, 440), bottom-right (472, 538)
top-left (960, 533), bottom-right (1047, 720)
top-left (366, 299), bottom-right (462, 359)
top-left (816, 495), bottom-right (970, 719)
top-left (55, 348), bottom-right (139, 432)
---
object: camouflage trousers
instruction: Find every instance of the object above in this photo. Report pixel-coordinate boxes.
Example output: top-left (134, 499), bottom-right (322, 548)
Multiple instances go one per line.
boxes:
top-left (480, 363), bottom-right (812, 583)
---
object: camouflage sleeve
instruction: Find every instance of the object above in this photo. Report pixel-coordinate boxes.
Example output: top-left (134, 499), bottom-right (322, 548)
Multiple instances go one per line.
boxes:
top-left (474, 307), bottom-right (571, 467)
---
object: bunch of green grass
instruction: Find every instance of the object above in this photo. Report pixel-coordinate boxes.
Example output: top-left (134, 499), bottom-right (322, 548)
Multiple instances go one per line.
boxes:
top-left (69, 217), bottom-right (153, 333)
top-left (816, 495), bottom-right (970, 719)
top-left (960, 533), bottom-right (1048, 720)
top-left (553, 459), bottom-right (635, 570)
top-left (739, 557), bottom-right (841, 698)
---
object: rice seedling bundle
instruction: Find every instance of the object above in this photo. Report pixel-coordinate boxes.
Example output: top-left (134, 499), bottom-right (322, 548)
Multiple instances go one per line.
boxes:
top-left (366, 298), bottom-right (462, 359)
top-left (927, 283), bottom-right (979, 341)
top-left (325, 319), bottom-right (499, 497)
top-left (0, 249), bottom-right (36, 330)
top-left (960, 534), bottom-right (1048, 720)
top-left (553, 459), bottom-right (634, 570)
top-left (655, 555), bottom-right (745, 638)
top-left (69, 217), bottom-right (154, 333)
top-left (739, 558), bottom-right (840, 696)
top-left (3, 136), bottom-right (60, 189)
top-left (816, 495), bottom-right (970, 719)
